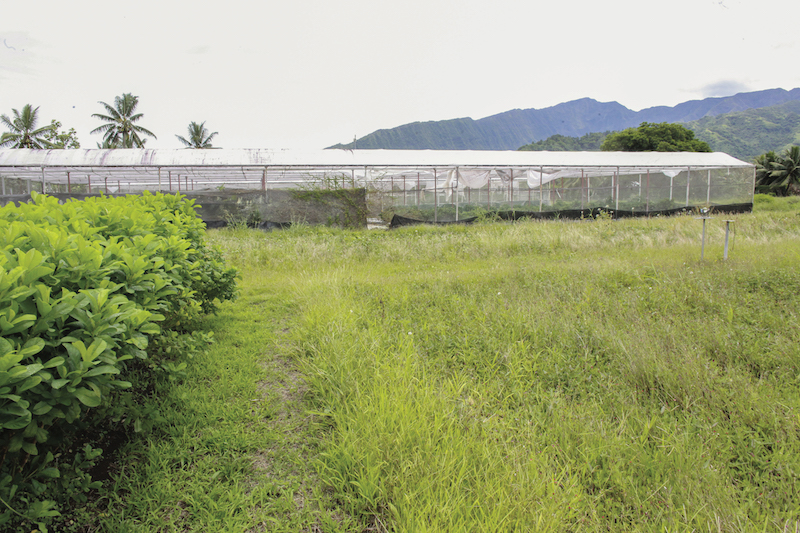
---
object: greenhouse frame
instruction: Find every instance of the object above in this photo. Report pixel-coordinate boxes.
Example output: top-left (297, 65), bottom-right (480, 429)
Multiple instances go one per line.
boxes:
top-left (0, 148), bottom-right (755, 223)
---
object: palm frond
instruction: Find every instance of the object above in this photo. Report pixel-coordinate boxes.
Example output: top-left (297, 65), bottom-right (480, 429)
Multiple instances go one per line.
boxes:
top-left (132, 124), bottom-right (157, 139)
top-left (175, 135), bottom-right (192, 147)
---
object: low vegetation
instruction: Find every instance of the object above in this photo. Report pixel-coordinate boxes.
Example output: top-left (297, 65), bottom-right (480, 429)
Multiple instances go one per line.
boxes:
top-left (70, 195), bottom-right (800, 532)
top-left (6, 194), bottom-right (800, 531)
top-left (0, 192), bottom-right (237, 532)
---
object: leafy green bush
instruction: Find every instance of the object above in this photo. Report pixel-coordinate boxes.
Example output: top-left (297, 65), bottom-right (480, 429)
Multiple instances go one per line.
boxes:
top-left (0, 192), bottom-right (237, 532)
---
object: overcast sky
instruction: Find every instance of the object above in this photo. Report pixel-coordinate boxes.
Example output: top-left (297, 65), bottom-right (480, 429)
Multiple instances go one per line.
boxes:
top-left (2, 0), bottom-right (799, 150)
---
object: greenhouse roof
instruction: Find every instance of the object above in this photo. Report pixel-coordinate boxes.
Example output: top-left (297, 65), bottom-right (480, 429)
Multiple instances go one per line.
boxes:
top-left (0, 148), bottom-right (752, 169)
top-left (0, 148), bottom-right (753, 188)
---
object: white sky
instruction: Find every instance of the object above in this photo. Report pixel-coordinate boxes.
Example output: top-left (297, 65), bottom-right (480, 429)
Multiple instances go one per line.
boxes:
top-left (2, 0), bottom-right (799, 150)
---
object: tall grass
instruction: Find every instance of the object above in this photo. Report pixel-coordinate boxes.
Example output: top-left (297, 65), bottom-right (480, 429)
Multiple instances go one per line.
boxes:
top-left (113, 200), bottom-right (800, 531)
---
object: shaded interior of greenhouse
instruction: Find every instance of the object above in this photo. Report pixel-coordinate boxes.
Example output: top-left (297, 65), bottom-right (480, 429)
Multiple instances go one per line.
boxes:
top-left (0, 148), bottom-right (755, 226)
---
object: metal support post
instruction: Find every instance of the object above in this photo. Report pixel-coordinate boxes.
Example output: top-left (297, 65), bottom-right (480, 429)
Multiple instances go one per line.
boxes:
top-left (455, 177), bottom-right (459, 222)
top-left (581, 169), bottom-right (585, 211)
top-left (685, 167), bottom-right (691, 207)
top-left (509, 169), bottom-right (514, 207)
top-left (487, 173), bottom-right (491, 210)
top-left (696, 213), bottom-right (712, 260)
top-left (669, 174), bottom-right (674, 201)
top-left (723, 220), bottom-right (734, 260)
top-left (539, 166), bottom-right (543, 212)
top-left (434, 168), bottom-right (438, 223)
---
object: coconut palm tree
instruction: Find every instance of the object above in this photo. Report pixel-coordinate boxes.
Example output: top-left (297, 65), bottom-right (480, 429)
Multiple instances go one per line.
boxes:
top-left (754, 151), bottom-right (779, 193)
top-left (176, 121), bottom-right (218, 148)
top-left (756, 146), bottom-right (800, 196)
top-left (769, 146), bottom-right (800, 196)
top-left (91, 93), bottom-right (156, 148)
top-left (0, 104), bottom-right (55, 148)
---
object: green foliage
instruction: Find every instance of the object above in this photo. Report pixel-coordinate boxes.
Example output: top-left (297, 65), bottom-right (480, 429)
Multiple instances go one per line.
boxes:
top-left (753, 193), bottom-right (800, 211)
top-left (0, 105), bottom-right (55, 149)
top-left (687, 99), bottom-right (800, 161)
top-left (0, 192), bottom-right (237, 531)
top-left (290, 180), bottom-right (368, 229)
top-left (518, 131), bottom-right (610, 151)
top-left (755, 145), bottom-right (800, 196)
top-left (175, 121), bottom-right (218, 149)
top-left (41, 120), bottom-right (80, 149)
top-left (92, 208), bottom-right (800, 530)
top-left (90, 93), bottom-right (156, 149)
top-left (602, 122), bottom-right (712, 152)
top-left (194, 210), bottom-right (800, 531)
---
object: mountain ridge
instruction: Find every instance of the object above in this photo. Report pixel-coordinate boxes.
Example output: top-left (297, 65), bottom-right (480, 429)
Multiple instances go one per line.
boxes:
top-left (327, 88), bottom-right (800, 155)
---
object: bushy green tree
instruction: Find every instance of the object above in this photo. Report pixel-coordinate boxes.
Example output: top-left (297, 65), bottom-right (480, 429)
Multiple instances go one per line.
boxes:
top-left (755, 146), bottom-right (800, 196)
top-left (0, 104), bottom-right (55, 149)
top-left (176, 121), bottom-right (218, 148)
top-left (42, 120), bottom-right (80, 149)
top-left (91, 93), bottom-right (156, 148)
top-left (601, 122), bottom-right (711, 152)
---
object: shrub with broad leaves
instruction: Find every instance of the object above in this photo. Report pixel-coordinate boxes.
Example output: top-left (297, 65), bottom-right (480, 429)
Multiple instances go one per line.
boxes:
top-left (0, 192), bottom-right (237, 532)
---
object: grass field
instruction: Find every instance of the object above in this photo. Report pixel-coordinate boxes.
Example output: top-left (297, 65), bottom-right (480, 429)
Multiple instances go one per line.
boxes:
top-left (96, 196), bottom-right (800, 532)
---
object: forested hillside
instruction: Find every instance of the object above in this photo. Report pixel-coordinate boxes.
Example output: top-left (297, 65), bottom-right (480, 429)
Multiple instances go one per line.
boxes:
top-left (517, 102), bottom-right (800, 161)
top-left (686, 100), bottom-right (800, 160)
top-left (328, 88), bottom-right (800, 157)
top-left (518, 132), bottom-right (609, 151)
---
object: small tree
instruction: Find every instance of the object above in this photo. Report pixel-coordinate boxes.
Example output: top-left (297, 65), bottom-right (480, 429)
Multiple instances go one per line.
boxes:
top-left (601, 122), bottom-right (711, 152)
top-left (42, 120), bottom-right (80, 149)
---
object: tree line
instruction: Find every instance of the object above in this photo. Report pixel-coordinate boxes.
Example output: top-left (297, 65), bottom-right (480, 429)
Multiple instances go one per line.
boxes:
top-left (519, 122), bottom-right (800, 196)
top-left (0, 93), bottom-right (218, 150)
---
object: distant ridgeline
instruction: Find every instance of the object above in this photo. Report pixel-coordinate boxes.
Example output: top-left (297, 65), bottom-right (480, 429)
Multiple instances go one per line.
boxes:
top-left (329, 88), bottom-right (800, 161)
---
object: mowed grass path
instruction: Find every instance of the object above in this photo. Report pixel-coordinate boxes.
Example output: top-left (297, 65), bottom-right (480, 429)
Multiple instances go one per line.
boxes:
top-left (104, 199), bottom-right (800, 532)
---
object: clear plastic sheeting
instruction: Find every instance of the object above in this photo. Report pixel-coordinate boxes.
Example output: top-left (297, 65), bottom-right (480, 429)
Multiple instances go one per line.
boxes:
top-left (527, 170), bottom-right (572, 188)
top-left (0, 148), bottom-right (755, 221)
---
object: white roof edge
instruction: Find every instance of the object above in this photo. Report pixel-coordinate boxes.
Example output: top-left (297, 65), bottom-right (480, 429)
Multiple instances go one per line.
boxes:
top-left (0, 148), bottom-right (754, 169)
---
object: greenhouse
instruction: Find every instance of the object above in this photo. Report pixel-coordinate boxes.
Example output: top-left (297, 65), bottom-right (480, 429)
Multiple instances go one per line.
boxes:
top-left (0, 148), bottom-right (755, 224)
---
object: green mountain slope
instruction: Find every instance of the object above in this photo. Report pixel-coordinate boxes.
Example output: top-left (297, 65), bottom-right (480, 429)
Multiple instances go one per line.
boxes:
top-left (519, 102), bottom-right (800, 161)
top-left (328, 88), bottom-right (800, 152)
top-left (686, 100), bottom-right (800, 161)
